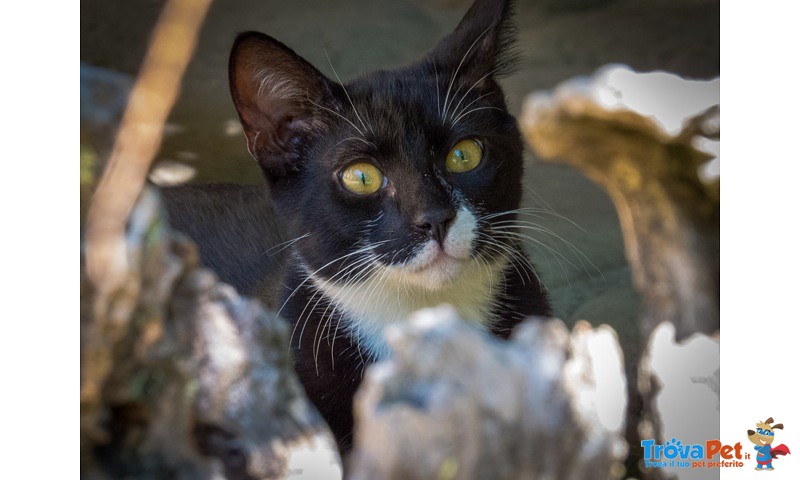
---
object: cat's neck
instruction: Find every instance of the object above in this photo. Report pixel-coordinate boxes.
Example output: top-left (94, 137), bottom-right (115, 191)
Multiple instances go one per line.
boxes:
top-left (306, 254), bottom-right (509, 360)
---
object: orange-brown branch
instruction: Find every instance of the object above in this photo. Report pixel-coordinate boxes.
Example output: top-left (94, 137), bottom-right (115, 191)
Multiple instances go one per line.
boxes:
top-left (85, 0), bottom-right (212, 292)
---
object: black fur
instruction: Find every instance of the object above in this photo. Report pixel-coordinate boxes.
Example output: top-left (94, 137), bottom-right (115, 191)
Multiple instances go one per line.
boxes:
top-left (164, 0), bottom-right (550, 453)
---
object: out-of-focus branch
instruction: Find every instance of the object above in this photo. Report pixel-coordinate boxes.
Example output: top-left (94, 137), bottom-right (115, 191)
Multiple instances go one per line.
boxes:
top-left (84, 0), bottom-right (213, 293)
top-left (521, 65), bottom-right (720, 480)
top-left (521, 65), bottom-right (720, 341)
top-left (349, 307), bottom-right (629, 480)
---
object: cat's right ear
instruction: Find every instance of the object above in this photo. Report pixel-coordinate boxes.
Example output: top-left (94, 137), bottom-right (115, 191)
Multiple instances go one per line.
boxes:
top-left (229, 32), bottom-right (333, 180)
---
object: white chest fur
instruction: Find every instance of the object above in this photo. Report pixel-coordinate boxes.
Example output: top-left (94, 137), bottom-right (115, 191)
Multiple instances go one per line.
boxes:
top-left (312, 254), bottom-right (507, 360)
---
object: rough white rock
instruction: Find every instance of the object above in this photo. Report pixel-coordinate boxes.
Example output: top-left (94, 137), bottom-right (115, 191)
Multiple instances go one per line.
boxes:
top-left (348, 306), bottom-right (628, 480)
top-left (640, 322), bottom-right (720, 480)
top-left (81, 187), bottom-right (342, 480)
top-left (525, 64), bottom-right (720, 184)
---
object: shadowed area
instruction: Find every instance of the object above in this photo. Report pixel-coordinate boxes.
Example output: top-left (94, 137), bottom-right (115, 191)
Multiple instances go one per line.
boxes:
top-left (81, 0), bottom-right (718, 339)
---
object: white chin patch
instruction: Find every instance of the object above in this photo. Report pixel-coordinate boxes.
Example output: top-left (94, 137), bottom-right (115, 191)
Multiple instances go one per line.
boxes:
top-left (399, 205), bottom-right (477, 288)
top-left (310, 204), bottom-right (506, 361)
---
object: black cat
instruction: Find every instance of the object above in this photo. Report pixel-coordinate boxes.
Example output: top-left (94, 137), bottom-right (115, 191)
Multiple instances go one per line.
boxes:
top-left (164, 0), bottom-right (550, 452)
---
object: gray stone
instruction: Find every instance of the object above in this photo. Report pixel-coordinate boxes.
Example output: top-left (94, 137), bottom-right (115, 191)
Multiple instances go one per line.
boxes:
top-left (348, 306), bottom-right (628, 480)
top-left (521, 65), bottom-right (720, 479)
top-left (80, 187), bottom-right (341, 480)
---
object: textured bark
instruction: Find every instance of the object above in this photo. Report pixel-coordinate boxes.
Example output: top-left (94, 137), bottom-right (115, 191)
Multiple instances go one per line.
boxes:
top-left (84, 0), bottom-right (212, 295)
top-left (77, 0), bottom-right (344, 468)
top-left (521, 65), bottom-right (719, 341)
top-left (81, 190), bottom-right (634, 480)
top-left (348, 307), bottom-right (628, 480)
top-left (520, 66), bottom-right (720, 479)
top-left (80, 188), bottom-right (342, 480)
top-left (637, 324), bottom-right (720, 480)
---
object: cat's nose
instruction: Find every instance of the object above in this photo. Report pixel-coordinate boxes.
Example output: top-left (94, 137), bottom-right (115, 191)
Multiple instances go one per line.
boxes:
top-left (415, 208), bottom-right (455, 245)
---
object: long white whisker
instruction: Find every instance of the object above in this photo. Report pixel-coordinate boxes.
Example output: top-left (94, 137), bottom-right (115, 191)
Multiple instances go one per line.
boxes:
top-left (311, 253), bottom-right (383, 371)
top-left (282, 241), bottom-right (392, 349)
top-left (323, 45), bottom-right (373, 135)
top-left (442, 25), bottom-right (494, 121)
top-left (448, 66), bottom-right (499, 124)
top-left (451, 106), bottom-right (504, 127)
top-left (262, 232), bottom-right (310, 256)
top-left (482, 208), bottom-right (588, 235)
top-left (306, 95), bottom-right (365, 136)
top-left (476, 234), bottom-right (531, 285)
top-left (433, 62), bottom-right (441, 118)
top-left (490, 228), bottom-right (580, 271)
top-left (491, 222), bottom-right (602, 277)
top-left (301, 252), bottom-right (377, 371)
top-left (522, 186), bottom-right (590, 233)
top-left (328, 255), bottom-right (386, 368)
top-left (326, 216), bottom-right (390, 364)
top-left (450, 92), bottom-right (492, 126)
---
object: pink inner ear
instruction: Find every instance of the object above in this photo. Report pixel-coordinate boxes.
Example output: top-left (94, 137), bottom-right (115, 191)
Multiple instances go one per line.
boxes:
top-left (253, 68), bottom-right (305, 103)
top-left (229, 32), bottom-right (334, 176)
top-left (238, 95), bottom-right (292, 156)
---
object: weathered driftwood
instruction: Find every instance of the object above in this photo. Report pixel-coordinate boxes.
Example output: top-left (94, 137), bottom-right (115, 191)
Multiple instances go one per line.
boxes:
top-left (84, 0), bottom-right (212, 297)
top-left (348, 306), bottom-right (628, 480)
top-left (80, 188), bottom-right (632, 480)
top-left (521, 65), bottom-right (719, 341)
top-left (79, 0), bottom-right (344, 472)
top-left (521, 66), bottom-right (720, 479)
top-left (80, 187), bottom-right (342, 480)
top-left (638, 324), bottom-right (720, 480)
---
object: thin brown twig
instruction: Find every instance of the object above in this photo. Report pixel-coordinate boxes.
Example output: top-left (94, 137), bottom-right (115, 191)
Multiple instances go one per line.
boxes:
top-left (85, 0), bottom-right (213, 292)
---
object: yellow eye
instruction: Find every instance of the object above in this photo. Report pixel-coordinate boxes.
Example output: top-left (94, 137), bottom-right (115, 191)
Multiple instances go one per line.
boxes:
top-left (446, 139), bottom-right (483, 173)
top-left (340, 162), bottom-right (385, 195)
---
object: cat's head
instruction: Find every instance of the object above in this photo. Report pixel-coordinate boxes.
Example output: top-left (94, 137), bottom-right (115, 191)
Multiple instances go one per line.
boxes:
top-left (229, 0), bottom-right (525, 289)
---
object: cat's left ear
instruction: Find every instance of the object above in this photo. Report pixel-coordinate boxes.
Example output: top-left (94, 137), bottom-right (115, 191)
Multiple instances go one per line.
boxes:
top-left (426, 0), bottom-right (518, 82)
top-left (229, 32), bottom-right (334, 180)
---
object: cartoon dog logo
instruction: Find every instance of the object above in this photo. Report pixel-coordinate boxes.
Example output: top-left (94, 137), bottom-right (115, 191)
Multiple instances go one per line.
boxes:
top-left (747, 417), bottom-right (791, 471)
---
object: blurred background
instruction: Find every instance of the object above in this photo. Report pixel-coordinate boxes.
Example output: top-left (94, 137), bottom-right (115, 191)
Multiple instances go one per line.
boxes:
top-left (80, 0), bottom-right (719, 352)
